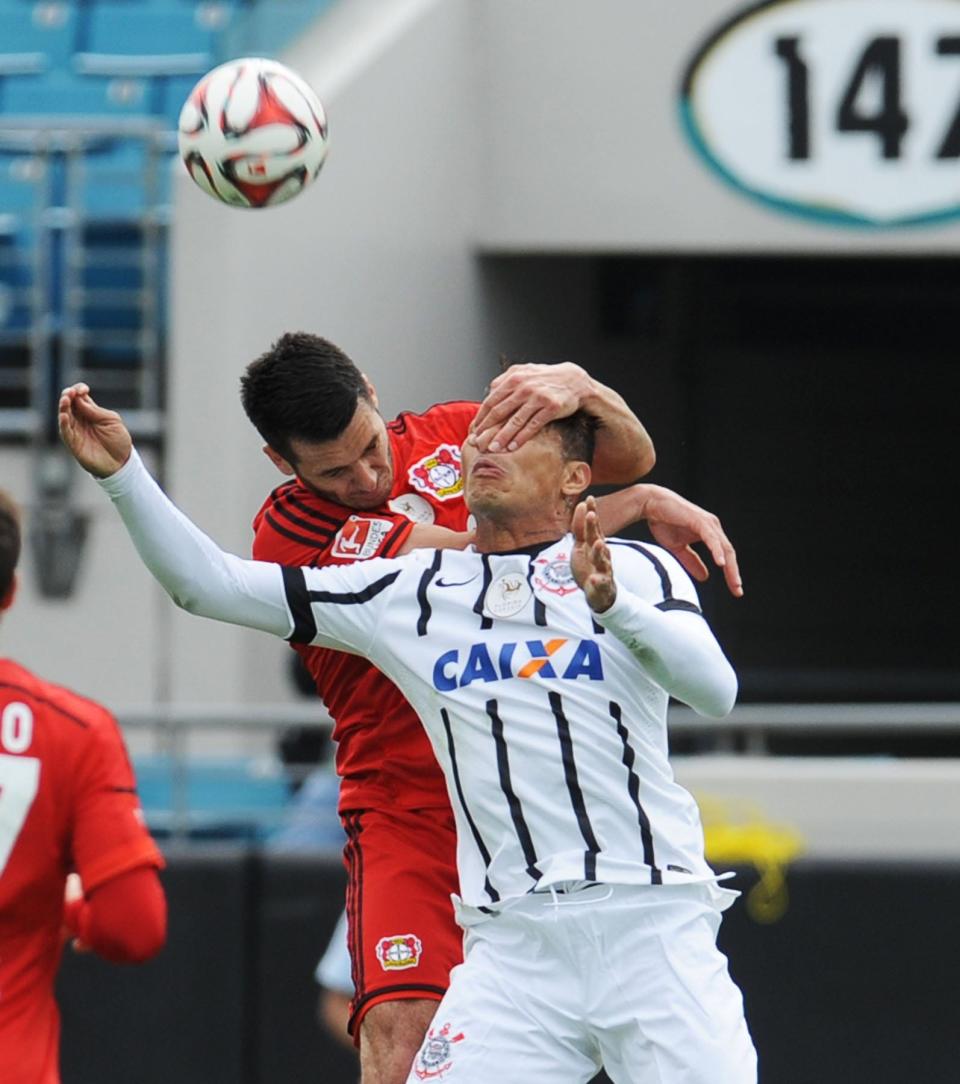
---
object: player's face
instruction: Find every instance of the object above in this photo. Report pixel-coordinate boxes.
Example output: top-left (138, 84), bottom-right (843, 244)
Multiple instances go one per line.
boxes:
top-left (462, 428), bottom-right (585, 518)
top-left (288, 401), bottom-right (394, 509)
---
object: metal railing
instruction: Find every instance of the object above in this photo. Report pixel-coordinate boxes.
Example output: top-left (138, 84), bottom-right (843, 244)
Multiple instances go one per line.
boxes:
top-left (113, 701), bottom-right (960, 840)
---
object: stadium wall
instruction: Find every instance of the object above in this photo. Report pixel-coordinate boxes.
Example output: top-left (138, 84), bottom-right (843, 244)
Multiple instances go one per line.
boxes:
top-left (164, 0), bottom-right (487, 705)
top-left (56, 849), bottom-right (960, 1084)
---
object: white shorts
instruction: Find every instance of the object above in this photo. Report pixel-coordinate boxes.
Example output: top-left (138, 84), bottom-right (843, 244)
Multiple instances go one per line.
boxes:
top-left (406, 881), bottom-right (757, 1084)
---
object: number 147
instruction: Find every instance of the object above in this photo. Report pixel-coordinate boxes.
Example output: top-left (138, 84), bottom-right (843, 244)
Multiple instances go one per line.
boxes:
top-left (775, 34), bottom-right (960, 160)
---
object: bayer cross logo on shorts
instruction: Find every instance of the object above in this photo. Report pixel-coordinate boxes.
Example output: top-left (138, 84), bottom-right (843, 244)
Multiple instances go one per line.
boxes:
top-left (375, 933), bottom-right (423, 970)
top-left (414, 1022), bottom-right (465, 1080)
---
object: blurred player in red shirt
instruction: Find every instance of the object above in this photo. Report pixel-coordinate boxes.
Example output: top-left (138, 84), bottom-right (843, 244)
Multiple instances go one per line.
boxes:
top-left (0, 490), bottom-right (166, 1084)
top-left (239, 333), bottom-right (741, 1084)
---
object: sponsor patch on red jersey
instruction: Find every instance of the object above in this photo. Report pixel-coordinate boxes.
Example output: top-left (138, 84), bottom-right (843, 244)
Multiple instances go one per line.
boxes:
top-left (375, 933), bottom-right (423, 970)
top-left (331, 516), bottom-right (395, 560)
top-left (408, 444), bottom-right (463, 501)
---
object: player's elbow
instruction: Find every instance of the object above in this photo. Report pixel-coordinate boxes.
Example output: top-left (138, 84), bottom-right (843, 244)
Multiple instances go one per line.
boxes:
top-left (84, 870), bottom-right (168, 963)
top-left (635, 444), bottom-right (656, 480)
top-left (98, 916), bottom-right (166, 963)
top-left (690, 665), bottom-right (738, 719)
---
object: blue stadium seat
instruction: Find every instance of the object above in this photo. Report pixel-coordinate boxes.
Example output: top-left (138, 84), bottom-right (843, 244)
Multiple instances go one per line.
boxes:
top-left (0, 1), bottom-right (79, 69)
top-left (134, 755), bottom-right (291, 840)
top-left (2, 69), bottom-right (156, 119)
top-left (77, 137), bottom-right (175, 221)
top-left (74, 2), bottom-right (231, 72)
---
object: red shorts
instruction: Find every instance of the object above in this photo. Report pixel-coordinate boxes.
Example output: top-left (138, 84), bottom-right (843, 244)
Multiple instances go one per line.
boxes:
top-left (341, 805), bottom-right (462, 1037)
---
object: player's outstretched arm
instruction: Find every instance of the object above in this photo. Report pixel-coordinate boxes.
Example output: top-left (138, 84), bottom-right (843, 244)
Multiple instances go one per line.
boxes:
top-left (469, 362), bottom-right (655, 484)
top-left (66, 409), bottom-right (295, 638)
top-left (594, 484), bottom-right (743, 597)
top-left (58, 383), bottom-right (132, 478)
top-left (398, 524), bottom-right (475, 555)
top-left (572, 496), bottom-right (737, 718)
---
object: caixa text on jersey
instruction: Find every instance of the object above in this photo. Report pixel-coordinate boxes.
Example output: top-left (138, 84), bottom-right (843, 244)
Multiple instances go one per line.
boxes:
top-left (432, 639), bottom-right (604, 691)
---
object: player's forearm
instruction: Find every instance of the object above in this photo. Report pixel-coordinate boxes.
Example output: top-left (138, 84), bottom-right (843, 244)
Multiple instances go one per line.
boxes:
top-left (398, 525), bottom-right (475, 555)
top-left (582, 381), bottom-right (655, 485)
top-left (593, 486), bottom-right (655, 535)
top-left (65, 867), bottom-right (166, 963)
top-left (96, 450), bottom-right (293, 638)
top-left (593, 590), bottom-right (737, 717)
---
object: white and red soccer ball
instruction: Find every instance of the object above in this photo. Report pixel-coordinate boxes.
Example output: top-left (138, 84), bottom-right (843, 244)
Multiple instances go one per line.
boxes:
top-left (177, 57), bottom-right (329, 209)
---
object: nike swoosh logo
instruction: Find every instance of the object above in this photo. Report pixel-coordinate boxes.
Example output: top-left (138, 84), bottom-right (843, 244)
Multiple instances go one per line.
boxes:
top-left (436, 576), bottom-right (480, 588)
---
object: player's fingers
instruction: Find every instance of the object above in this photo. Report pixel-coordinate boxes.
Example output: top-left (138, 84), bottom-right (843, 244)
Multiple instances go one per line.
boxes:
top-left (673, 546), bottom-right (710, 583)
top-left (700, 526), bottom-right (743, 597)
top-left (473, 385), bottom-right (517, 428)
top-left (571, 500), bottom-right (587, 541)
top-left (722, 548), bottom-right (744, 597)
top-left (499, 407), bottom-right (553, 451)
top-left (592, 538), bottom-right (611, 575)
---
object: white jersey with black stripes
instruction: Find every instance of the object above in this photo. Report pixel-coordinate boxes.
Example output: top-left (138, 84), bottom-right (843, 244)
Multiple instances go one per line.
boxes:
top-left (98, 451), bottom-right (737, 910)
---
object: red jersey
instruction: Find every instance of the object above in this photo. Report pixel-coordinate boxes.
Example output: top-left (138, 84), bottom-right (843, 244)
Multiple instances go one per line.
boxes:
top-left (252, 400), bottom-right (477, 813)
top-left (0, 659), bottom-right (164, 1084)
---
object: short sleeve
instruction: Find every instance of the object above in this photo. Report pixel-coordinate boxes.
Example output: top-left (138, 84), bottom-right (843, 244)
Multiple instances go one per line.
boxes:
top-left (253, 488), bottom-right (414, 566)
top-left (70, 712), bottom-right (164, 893)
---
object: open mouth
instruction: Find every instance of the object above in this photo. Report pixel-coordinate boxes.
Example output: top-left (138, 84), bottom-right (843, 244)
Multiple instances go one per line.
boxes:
top-left (470, 456), bottom-right (506, 479)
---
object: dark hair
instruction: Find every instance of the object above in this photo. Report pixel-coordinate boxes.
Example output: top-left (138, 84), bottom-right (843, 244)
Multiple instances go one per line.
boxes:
top-left (240, 332), bottom-right (371, 463)
top-left (0, 490), bottom-right (21, 601)
top-left (548, 410), bottom-right (600, 466)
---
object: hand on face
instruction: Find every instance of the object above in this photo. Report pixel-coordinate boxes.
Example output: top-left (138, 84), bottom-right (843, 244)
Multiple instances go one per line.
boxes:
top-left (468, 362), bottom-right (591, 453)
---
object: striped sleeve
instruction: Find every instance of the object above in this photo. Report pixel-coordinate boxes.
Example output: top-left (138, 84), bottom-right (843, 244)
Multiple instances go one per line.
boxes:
top-left (607, 540), bottom-right (702, 614)
top-left (595, 543), bottom-right (737, 718)
top-left (254, 486), bottom-right (415, 565)
top-left (280, 559), bottom-right (404, 656)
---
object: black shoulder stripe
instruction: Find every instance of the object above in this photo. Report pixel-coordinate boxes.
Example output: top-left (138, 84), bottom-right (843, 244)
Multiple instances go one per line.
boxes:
top-left (270, 500), bottom-right (337, 540)
top-left (0, 680), bottom-right (90, 728)
top-left (264, 511), bottom-right (334, 552)
top-left (279, 491), bottom-right (344, 529)
top-left (281, 566), bottom-right (319, 643)
top-left (608, 540), bottom-right (680, 606)
top-left (656, 599), bottom-right (702, 616)
top-left (417, 551), bottom-right (443, 636)
top-left (307, 569), bottom-right (401, 606)
top-left (382, 519), bottom-right (414, 558)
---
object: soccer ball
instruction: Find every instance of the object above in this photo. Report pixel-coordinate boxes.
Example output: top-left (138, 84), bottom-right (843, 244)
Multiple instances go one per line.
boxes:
top-left (177, 57), bottom-right (329, 209)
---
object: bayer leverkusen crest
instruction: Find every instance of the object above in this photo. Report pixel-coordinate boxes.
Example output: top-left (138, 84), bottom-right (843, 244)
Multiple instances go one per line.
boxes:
top-left (408, 444), bottom-right (463, 501)
top-left (375, 933), bottom-right (423, 971)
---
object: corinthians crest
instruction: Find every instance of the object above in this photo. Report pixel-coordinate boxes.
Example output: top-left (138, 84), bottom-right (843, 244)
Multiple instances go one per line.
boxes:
top-left (408, 444), bottom-right (463, 501)
top-left (533, 552), bottom-right (578, 596)
top-left (414, 1022), bottom-right (465, 1080)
